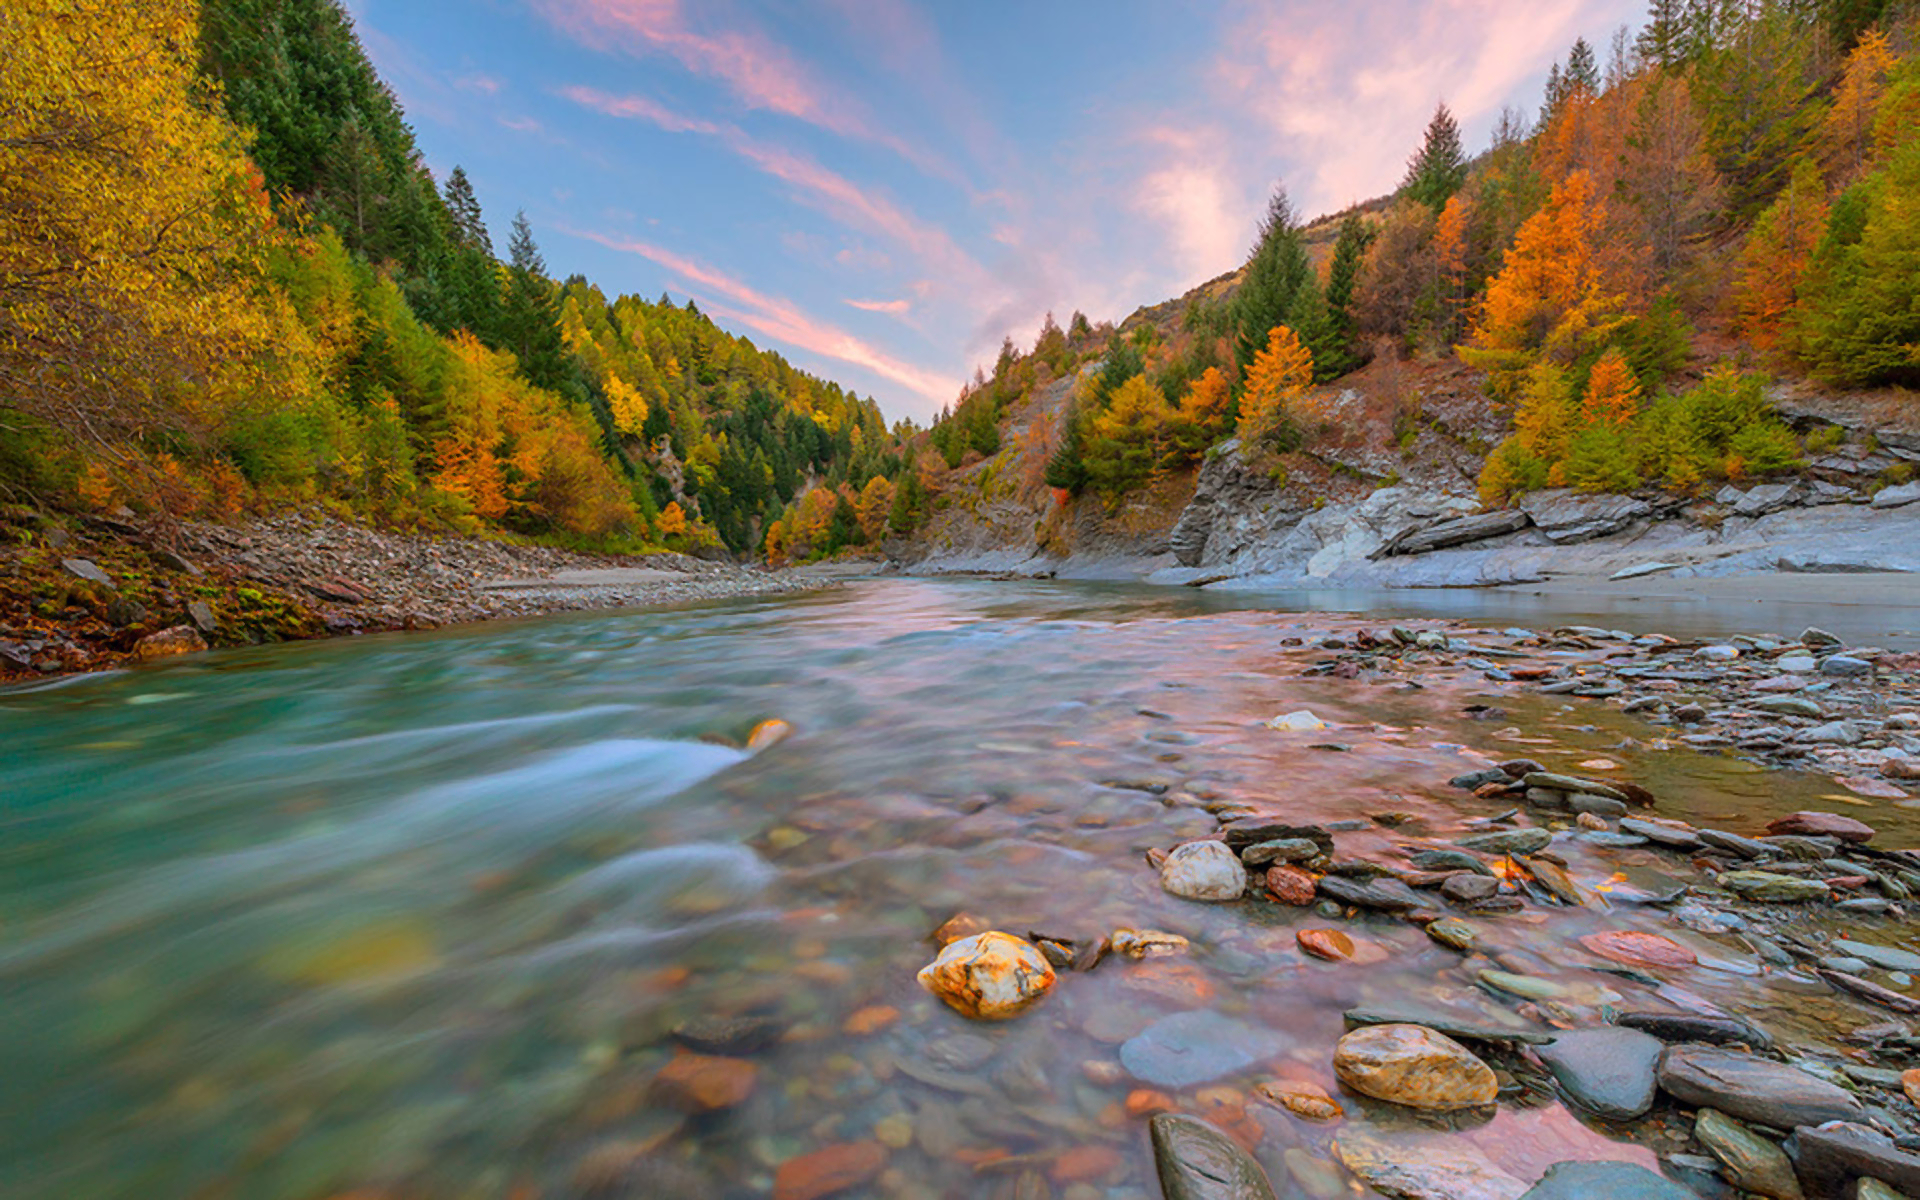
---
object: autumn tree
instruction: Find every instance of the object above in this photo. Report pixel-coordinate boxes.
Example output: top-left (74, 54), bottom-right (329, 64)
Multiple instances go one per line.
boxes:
top-left (1619, 74), bottom-right (1726, 276)
top-left (854, 475), bottom-right (896, 542)
top-left (1083, 375), bottom-right (1173, 497)
top-left (1465, 171), bottom-right (1632, 389)
top-left (1237, 327), bottom-right (1314, 446)
top-left (1795, 134), bottom-right (1920, 386)
top-left (1432, 194), bottom-right (1472, 341)
top-left (1735, 160), bottom-right (1829, 349)
top-left (1402, 103), bottom-right (1467, 210)
top-left (1170, 367), bottom-right (1232, 462)
top-left (1820, 28), bottom-right (1898, 184)
top-left (1, 0), bottom-right (315, 488)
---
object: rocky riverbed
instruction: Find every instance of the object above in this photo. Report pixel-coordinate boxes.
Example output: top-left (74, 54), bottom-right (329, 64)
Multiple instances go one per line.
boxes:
top-left (0, 506), bottom-right (835, 680)
top-left (913, 617), bottom-right (1920, 1198)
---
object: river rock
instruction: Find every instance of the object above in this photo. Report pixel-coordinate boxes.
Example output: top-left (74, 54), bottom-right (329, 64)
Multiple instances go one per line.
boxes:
top-left (1617, 1011), bottom-right (1773, 1051)
top-left (652, 1052), bottom-right (758, 1111)
top-left (1657, 1044), bottom-right (1864, 1128)
top-left (1254, 1078), bottom-right (1342, 1121)
top-left (1334, 1128), bottom-right (1525, 1200)
top-left (1519, 490), bottom-right (1653, 543)
top-left (1788, 1122), bottom-right (1920, 1197)
top-left (1425, 917), bottom-right (1477, 950)
top-left (1777, 653), bottom-right (1819, 673)
top-left (672, 1014), bottom-right (786, 1055)
top-left (1149, 1114), bottom-right (1278, 1200)
top-left (1821, 654), bottom-right (1874, 677)
top-left (132, 625), bottom-right (207, 662)
top-left (1700, 828), bottom-right (1775, 858)
top-left (1719, 871), bottom-right (1832, 902)
top-left (1537, 1027), bottom-right (1663, 1120)
top-left (1220, 820), bottom-right (1333, 854)
top-left (1455, 828), bottom-right (1552, 855)
top-left (1618, 818), bottom-right (1703, 849)
top-left (1764, 811), bottom-right (1875, 843)
top-left (1317, 875), bottom-right (1422, 912)
top-left (1832, 938), bottom-right (1920, 973)
top-left (1240, 837), bottom-right (1320, 865)
top-left (1441, 874), bottom-right (1500, 903)
top-left (1332, 1023), bottom-right (1497, 1110)
top-left (1518, 1161), bottom-right (1694, 1199)
top-left (773, 1141), bottom-right (887, 1200)
top-left (1121, 1010), bottom-right (1286, 1088)
top-left (1161, 840), bottom-right (1248, 901)
top-left (1264, 864), bottom-right (1317, 905)
top-left (1412, 849), bottom-right (1494, 875)
top-left (1693, 1108), bottom-right (1802, 1199)
top-left (1523, 771), bottom-right (1631, 803)
top-left (1297, 929), bottom-right (1356, 960)
top-left (916, 931), bottom-right (1056, 1020)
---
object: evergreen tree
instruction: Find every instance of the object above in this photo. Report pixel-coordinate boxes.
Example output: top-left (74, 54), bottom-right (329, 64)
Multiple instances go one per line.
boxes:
top-left (500, 211), bottom-right (570, 392)
top-left (1314, 214), bottom-right (1376, 378)
top-left (1401, 103), bottom-right (1467, 210)
top-left (1232, 187), bottom-right (1315, 373)
top-left (1637, 0), bottom-right (1689, 68)
top-left (443, 166), bottom-right (491, 253)
top-left (1566, 37), bottom-right (1601, 94)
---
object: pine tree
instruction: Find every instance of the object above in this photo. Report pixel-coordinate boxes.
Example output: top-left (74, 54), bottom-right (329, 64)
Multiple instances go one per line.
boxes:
top-left (500, 211), bottom-right (569, 392)
top-left (1401, 103), bottom-right (1467, 210)
top-left (443, 166), bottom-right (492, 253)
top-left (1637, 0), bottom-right (1688, 68)
top-left (1315, 214), bottom-right (1376, 377)
top-left (1232, 187), bottom-right (1315, 372)
top-left (1566, 38), bottom-right (1601, 95)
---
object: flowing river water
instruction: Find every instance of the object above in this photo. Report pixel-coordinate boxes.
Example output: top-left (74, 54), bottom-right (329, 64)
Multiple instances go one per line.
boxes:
top-left (4, 579), bottom-right (1919, 1200)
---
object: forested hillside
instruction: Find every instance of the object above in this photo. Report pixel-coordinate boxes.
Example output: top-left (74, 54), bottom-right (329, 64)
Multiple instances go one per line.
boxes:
top-left (2, 0), bottom-right (906, 557)
top-left (912, 0), bottom-right (1920, 539)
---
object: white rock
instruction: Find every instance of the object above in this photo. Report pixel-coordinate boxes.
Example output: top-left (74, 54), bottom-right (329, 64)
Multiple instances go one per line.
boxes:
top-left (1160, 840), bottom-right (1247, 901)
top-left (1697, 645), bottom-right (1741, 661)
top-left (1777, 654), bottom-right (1818, 673)
top-left (1267, 709), bottom-right (1325, 731)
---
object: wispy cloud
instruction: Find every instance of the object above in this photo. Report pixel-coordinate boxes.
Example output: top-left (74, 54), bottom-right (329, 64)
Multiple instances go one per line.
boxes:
top-left (845, 297), bottom-right (911, 315)
top-left (572, 228), bottom-right (958, 404)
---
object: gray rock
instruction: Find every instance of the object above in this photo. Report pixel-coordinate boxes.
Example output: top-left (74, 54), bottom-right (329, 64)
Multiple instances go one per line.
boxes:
top-left (1317, 875), bottom-right (1423, 912)
top-left (1411, 849), bottom-right (1495, 875)
top-left (1149, 1114), bottom-right (1279, 1200)
top-left (1538, 1026), bottom-right (1664, 1120)
top-left (1657, 1044), bottom-right (1864, 1128)
top-left (61, 557), bottom-right (113, 586)
top-left (1519, 1161), bottom-right (1695, 1199)
top-left (1619, 818), bottom-right (1704, 850)
top-left (1239, 837), bottom-right (1320, 865)
top-left (1700, 829), bottom-right (1775, 859)
top-left (1719, 871), bottom-right (1831, 902)
top-left (1751, 696), bottom-right (1823, 717)
top-left (1611, 561), bottom-right (1679, 580)
top-left (1121, 1011), bottom-right (1286, 1088)
top-left (1820, 654), bottom-right (1874, 678)
top-left (1801, 627), bottom-right (1843, 647)
top-left (1871, 481), bottom-right (1920, 509)
top-left (1451, 768), bottom-right (1514, 790)
top-left (1572, 793), bottom-right (1628, 817)
top-left (1693, 1108), bottom-right (1802, 1199)
top-left (187, 599), bottom-right (217, 634)
top-left (1443, 874), bottom-right (1501, 903)
top-left (1523, 771), bottom-right (1630, 802)
top-left (1377, 509), bottom-right (1532, 557)
top-left (1788, 1122), bottom-right (1920, 1198)
top-left (1735, 483), bottom-right (1800, 517)
top-left (1455, 828), bottom-right (1553, 855)
top-left (1335, 1128), bottom-right (1525, 1200)
top-left (1343, 1005), bottom-right (1552, 1045)
top-left (1776, 654), bottom-right (1819, 673)
top-left (1519, 490), bottom-right (1654, 543)
top-left (1831, 939), bottom-right (1920, 973)
top-left (1617, 1011), bottom-right (1774, 1051)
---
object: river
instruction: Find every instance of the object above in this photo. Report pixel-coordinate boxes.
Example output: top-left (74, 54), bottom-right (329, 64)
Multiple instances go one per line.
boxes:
top-left (3, 579), bottom-right (1915, 1199)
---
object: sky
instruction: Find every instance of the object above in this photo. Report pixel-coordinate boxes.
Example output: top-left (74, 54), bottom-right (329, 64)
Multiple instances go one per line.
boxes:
top-left (348, 0), bottom-right (1645, 424)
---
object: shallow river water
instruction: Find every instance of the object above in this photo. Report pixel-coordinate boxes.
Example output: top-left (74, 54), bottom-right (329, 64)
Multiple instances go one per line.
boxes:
top-left (3, 579), bottom-right (1916, 1199)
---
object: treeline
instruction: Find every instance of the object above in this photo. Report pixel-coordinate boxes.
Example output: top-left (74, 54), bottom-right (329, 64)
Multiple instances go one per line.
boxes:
top-left (934, 0), bottom-right (1920, 509)
top-left (2, 0), bottom-right (905, 556)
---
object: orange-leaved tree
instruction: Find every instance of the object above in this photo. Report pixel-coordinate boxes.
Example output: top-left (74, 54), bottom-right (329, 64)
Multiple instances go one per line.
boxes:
top-left (1822, 28), bottom-right (1898, 185)
top-left (1463, 171), bottom-right (1632, 393)
top-left (1734, 160), bottom-right (1829, 351)
top-left (1170, 366), bottom-right (1231, 462)
top-left (1237, 326), bottom-right (1314, 446)
top-left (1579, 348), bottom-right (1643, 429)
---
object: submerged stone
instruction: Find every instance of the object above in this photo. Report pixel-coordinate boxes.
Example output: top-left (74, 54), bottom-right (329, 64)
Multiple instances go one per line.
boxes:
top-left (1537, 1026), bottom-right (1663, 1120)
top-left (1518, 1161), bottom-right (1693, 1199)
top-left (1455, 828), bottom-right (1552, 855)
top-left (1693, 1108), bottom-right (1802, 1199)
top-left (916, 931), bottom-right (1056, 1020)
top-left (1334, 1128), bottom-right (1525, 1200)
top-left (1149, 1114), bottom-right (1279, 1200)
top-left (1719, 871), bottom-right (1831, 902)
top-left (1121, 1010), bottom-right (1286, 1088)
top-left (1332, 1023), bottom-right (1497, 1111)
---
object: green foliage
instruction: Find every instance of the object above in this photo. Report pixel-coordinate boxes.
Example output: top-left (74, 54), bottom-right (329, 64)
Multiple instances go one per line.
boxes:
top-left (1401, 103), bottom-right (1467, 210)
top-left (1232, 187), bottom-right (1318, 372)
top-left (1794, 137), bottom-right (1920, 386)
top-left (1612, 295), bottom-right (1695, 389)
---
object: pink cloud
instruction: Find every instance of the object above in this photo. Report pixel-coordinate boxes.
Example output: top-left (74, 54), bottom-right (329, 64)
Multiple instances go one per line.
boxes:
top-left (571, 228), bottom-right (958, 404)
top-left (845, 298), bottom-right (911, 315)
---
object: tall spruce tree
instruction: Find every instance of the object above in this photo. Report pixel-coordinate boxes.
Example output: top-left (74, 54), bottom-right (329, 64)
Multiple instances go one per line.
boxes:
top-left (500, 211), bottom-right (569, 392)
top-left (1566, 37), bottom-right (1602, 94)
top-left (1637, 0), bottom-right (1689, 68)
top-left (1316, 214), bottom-right (1376, 378)
top-left (1232, 187), bottom-right (1315, 373)
top-left (1401, 103), bottom-right (1467, 210)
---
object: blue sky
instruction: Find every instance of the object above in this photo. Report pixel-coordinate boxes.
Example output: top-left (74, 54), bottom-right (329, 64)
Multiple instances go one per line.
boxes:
top-left (348, 0), bottom-right (1644, 423)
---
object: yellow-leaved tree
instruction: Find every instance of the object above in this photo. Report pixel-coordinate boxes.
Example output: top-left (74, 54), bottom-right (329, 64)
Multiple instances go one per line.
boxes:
top-left (1, 0), bottom-right (303, 463)
top-left (1237, 326), bottom-right (1314, 445)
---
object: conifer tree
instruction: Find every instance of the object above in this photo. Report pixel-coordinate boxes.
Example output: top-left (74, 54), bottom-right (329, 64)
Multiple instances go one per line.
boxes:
top-left (1232, 188), bottom-right (1315, 372)
top-left (443, 166), bottom-right (491, 254)
top-left (1637, 0), bottom-right (1689, 68)
top-left (500, 211), bottom-right (570, 393)
top-left (1565, 38), bottom-right (1601, 95)
top-left (1401, 103), bottom-right (1467, 210)
top-left (1314, 214), bottom-right (1376, 377)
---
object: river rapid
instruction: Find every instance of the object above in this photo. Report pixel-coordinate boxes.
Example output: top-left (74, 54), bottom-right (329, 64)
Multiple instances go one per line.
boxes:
top-left (4, 579), bottom-right (1918, 1199)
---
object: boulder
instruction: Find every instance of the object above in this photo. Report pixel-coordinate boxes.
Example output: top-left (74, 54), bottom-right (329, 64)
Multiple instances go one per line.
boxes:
top-left (132, 625), bottom-right (207, 662)
top-left (1334, 1128), bottom-right (1525, 1200)
top-left (1149, 1114), bottom-right (1279, 1200)
top-left (1787, 1122), bottom-right (1920, 1197)
top-left (1160, 840), bottom-right (1248, 901)
top-left (1375, 509), bottom-right (1531, 557)
top-left (1693, 1108), bottom-right (1802, 1199)
top-left (1537, 1027), bottom-right (1664, 1120)
top-left (61, 557), bottom-right (113, 586)
top-left (1332, 1023), bottom-right (1498, 1111)
top-left (1764, 811), bottom-right (1874, 843)
top-left (1871, 481), bottom-right (1920, 509)
top-left (1518, 490), bottom-right (1654, 543)
top-left (916, 931), bottom-right (1056, 1020)
top-left (1657, 1044), bottom-right (1863, 1128)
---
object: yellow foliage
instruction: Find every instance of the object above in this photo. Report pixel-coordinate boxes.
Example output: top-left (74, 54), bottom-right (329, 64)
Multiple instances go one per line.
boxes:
top-left (1735, 162), bottom-right (1829, 350)
top-left (855, 475), bottom-right (896, 542)
top-left (1579, 349), bottom-right (1641, 429)
top-left (1, 0), bottom-right (304, 450)
top-left (1823, 29), bottom-right (1898, 183)
top-left (604, 374), bottom-right (649, 435)
top-left (659, 501), bottom-right (689, 537)
top-left (1237, 326), bottom-right (1313, 444)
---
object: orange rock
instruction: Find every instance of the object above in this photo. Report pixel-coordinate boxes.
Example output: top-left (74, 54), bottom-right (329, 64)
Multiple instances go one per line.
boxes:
top-left (1119, 960), bottom-right (1216, 1006)
top-left (1254, 1078), bottom-right (1343, 1121)
top-left (916, 931), bottom-right (1056, 1020)
top-left (652, 1052), bottom-right (758, 1112)
top-left (1050, 1145), bottom-right (1123, 1184)
top-left (1190, 1087), bottom-right (1263, 1151)
top-left (132, 625), bottom-right (207, 663)
top-left (1125, 1089), bottom-right (1177, 1116)
top-left (1904, 1067), bottom-right (1920, 1106)
top-left (842, 1005), bottom-right (899, 1035)
top-left (1296, 929), bottom-right (1355, 961)
top-left (747, 719), bottom-right (793, 751)
top-left (1578, 930), bottom-right (1696, 969)
top-left (1265, 864), bottom-right (1317, 905)
top-left (773, 1142), bottom-right (887, 1200)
